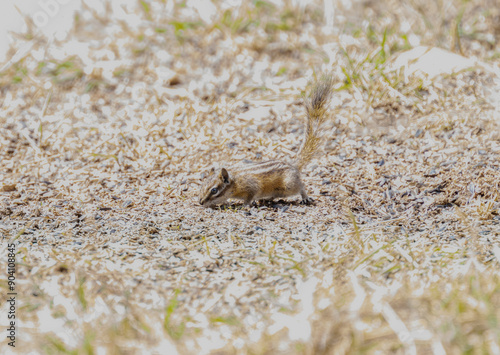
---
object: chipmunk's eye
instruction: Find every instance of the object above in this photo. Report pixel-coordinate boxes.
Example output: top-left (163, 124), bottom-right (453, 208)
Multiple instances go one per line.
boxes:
top-left (210, 188), bottom-right (218, 195)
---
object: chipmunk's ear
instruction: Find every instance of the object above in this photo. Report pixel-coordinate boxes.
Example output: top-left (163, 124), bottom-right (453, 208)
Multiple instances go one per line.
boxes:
top-left (220, 168), bottom-right (230, 183)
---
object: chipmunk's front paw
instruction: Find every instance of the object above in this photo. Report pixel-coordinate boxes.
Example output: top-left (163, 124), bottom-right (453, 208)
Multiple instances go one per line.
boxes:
top-left (300, 197), bottom-right (314, 205)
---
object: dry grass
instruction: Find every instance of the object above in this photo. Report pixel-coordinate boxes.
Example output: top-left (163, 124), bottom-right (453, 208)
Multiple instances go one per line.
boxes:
top-left (0, 0), bottom-right (499, 354)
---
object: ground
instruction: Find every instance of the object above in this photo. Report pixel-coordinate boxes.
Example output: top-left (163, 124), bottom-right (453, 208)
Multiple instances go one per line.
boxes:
top-left (1, 0), bottom-right (500, 354)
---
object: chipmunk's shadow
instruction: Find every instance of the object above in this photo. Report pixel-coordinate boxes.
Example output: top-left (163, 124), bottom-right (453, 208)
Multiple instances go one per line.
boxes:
top-left (213, 198), bottom-right (311, 211)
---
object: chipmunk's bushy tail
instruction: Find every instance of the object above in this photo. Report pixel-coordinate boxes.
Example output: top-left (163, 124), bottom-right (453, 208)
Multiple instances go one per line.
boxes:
top-left (295, 75), bottom-right (333, 171)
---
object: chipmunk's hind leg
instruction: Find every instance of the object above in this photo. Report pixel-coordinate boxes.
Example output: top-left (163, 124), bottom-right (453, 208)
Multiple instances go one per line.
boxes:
top-left (282, 169), bottom-right (313, 204)
top-left (299, 188), bottom-right (314, 205)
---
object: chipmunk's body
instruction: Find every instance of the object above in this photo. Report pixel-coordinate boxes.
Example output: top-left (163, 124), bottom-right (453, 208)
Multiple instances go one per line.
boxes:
top-left (199, 160), bottom-right (307, 207)
top-left (199, 76), bottom-right (333, 207)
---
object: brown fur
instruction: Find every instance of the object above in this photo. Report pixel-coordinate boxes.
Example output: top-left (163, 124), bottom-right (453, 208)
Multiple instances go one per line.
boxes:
top-left (295, 75), bottom-right (334, 170)
top-left (199, 76), bottom-right (333, 207)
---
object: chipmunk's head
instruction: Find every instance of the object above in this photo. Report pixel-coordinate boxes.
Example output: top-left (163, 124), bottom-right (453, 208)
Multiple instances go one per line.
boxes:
top-left (199, 167), bottom-right (233, 207)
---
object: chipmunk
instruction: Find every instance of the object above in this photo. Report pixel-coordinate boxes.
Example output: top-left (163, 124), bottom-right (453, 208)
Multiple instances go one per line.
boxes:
top-left (199, 75), bottom-right (333, 208)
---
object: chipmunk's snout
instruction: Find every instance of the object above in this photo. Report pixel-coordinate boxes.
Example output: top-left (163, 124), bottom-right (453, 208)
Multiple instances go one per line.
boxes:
top-left (199, 196), bottom-right (208, 206)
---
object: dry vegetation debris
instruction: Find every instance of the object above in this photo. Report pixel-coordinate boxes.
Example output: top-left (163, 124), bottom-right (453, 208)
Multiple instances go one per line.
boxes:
top-left (0, 0), bottom-right (500, 354)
